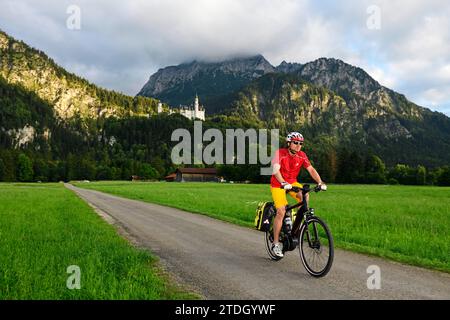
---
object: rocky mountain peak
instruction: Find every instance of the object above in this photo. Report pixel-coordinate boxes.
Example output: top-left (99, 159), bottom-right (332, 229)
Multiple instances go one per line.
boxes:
top-left (276, 60), bottom-right (303, 73)
top-left (137, 54), bottom-right (276, 108)
top-left (298, 57), bottom-right (382, 98)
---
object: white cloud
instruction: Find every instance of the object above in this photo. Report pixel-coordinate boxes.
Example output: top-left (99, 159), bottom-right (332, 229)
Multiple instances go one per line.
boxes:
top-left (436, 64), bottom-right (450, 82)
top-left (364, 66), bottom-right (397, 88)
top-left (424, 88), bottom-right (448, 103)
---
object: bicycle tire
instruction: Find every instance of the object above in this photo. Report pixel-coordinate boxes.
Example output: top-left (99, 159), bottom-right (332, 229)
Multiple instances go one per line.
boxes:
top-left (298, 216), bottom-right (334, 277)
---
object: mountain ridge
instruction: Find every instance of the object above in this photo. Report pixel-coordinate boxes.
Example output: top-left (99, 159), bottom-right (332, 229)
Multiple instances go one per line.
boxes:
top-left (0, 29), bottom-right (161, 121)
top-left (138, 54), bottom-right (446, 119)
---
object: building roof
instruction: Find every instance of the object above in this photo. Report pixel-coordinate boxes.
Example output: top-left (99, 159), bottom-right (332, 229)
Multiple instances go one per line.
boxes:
top-left (176, 168), bottom-right (217, 174)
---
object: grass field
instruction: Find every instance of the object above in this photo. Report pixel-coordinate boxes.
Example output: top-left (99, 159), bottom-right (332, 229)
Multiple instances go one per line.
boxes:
top-left (0, 183), bottom-right (199, 299)
top-left (74, 181), bottom-right (450, 273)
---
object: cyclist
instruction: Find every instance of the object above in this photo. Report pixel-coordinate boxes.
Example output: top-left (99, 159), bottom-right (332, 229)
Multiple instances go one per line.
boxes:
top-left (270, 132), bottom-right (327, 257)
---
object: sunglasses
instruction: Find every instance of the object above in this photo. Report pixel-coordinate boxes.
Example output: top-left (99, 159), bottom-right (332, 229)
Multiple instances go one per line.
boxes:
top-left (291, 141), bottom-right (303, 145)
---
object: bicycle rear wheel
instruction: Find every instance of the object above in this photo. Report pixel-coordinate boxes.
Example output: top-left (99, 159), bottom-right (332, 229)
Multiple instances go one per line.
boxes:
top-left (298, 216), bottom-right (334, 277)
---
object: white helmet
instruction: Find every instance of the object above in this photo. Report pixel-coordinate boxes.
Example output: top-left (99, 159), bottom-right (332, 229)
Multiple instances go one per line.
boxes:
top-left (286, 132), bottom-right (304, 142)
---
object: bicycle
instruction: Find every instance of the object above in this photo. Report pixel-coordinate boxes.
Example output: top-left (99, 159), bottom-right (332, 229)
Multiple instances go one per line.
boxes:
top-left (264, 184), bottom-right (334, 277)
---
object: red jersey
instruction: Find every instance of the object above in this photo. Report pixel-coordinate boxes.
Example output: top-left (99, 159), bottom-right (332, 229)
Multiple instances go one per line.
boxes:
top-left (270, 148), bottom-right (311, 188)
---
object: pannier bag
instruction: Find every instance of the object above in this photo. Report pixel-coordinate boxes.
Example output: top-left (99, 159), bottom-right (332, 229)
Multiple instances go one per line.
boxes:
top-left (254, 201), bottom-right (275, 232)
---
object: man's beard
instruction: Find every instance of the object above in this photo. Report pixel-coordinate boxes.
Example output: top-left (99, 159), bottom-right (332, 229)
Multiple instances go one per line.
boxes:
top-left (288, 147), bottom-right (297, 155)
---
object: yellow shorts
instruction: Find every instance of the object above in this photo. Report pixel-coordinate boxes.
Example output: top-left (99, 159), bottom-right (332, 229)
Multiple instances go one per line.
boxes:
top-left (270, 182), bottom-right (303, 209)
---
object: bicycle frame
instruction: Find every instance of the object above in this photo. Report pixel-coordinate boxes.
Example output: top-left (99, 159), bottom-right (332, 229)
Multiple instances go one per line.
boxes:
top-left (285, 185), bottom-right (316, 236)
top-left (278, 184), bottom-right (322, 252)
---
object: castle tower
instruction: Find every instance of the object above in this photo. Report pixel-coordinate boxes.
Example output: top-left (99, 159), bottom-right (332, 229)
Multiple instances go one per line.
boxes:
top-left (194, 94), bottom-right (199, 119)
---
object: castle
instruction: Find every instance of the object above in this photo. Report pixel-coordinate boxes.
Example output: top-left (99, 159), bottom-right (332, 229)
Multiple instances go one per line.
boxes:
top-left (157, 95), bottom-right (205, 121)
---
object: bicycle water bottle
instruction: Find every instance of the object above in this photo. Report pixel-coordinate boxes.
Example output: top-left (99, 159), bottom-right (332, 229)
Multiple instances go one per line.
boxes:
top-left (284, 214), bottom-right (293, 232)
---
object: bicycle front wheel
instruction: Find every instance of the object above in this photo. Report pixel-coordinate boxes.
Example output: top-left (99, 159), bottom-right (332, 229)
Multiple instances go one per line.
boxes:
top-left (298, 216), bottom-right (334, 277)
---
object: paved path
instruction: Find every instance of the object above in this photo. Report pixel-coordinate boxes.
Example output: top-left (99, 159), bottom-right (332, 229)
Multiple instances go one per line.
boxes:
top-left (66, 184), bottom-right (450, 300)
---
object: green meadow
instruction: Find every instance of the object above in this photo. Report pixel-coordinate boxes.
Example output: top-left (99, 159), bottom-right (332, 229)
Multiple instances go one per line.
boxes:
top-left (75, 181), bottom-right (450, 273)
top-left (0, 183), bottom-right (199, 299)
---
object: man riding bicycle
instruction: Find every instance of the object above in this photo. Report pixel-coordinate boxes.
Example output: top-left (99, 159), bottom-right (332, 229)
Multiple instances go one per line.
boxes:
top-left (270, 132), bottom-right (327, 258)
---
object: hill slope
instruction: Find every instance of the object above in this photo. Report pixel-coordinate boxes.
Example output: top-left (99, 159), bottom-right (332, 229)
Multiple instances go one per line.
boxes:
top-left (0, 30), bottom-right (161, 120)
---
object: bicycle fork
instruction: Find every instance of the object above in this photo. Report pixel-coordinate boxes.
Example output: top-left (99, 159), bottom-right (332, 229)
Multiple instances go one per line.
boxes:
top-left (303, 209), bottom-right (321, 249)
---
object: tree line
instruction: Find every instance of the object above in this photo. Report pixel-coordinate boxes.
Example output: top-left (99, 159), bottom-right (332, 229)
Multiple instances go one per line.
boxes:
top-left (1, 144), bottom-right (450, 186)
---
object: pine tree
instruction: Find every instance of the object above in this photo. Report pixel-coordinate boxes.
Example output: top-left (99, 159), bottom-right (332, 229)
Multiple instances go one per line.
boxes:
top-left (17, 153), bottom-right (33, 182)
top-left (0, 158), bottom-right (5, 181)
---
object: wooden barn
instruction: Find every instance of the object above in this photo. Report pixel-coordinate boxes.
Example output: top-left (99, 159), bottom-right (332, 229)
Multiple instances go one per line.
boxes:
top-left (169, 168), bottom-right (218, 182)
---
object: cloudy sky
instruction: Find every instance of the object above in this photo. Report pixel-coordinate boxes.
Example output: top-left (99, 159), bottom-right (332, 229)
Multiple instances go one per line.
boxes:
top-left (1, 0), bottom-right (449, 115)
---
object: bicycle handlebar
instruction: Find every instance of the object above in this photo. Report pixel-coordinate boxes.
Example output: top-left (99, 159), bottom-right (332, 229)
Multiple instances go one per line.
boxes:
top-left (281, 184), bottom-right (325, 194)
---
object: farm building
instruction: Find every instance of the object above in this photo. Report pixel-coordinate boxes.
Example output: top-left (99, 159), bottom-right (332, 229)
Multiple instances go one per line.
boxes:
top-left (167, 168), bottom-right (218, 182)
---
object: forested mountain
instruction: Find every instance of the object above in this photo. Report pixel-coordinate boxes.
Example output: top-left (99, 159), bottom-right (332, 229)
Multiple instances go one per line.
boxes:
top-left (0, 29), bottom-right (174, 182)
top-left (220, 72), bottom-right (450, 167)
top-left (140, 54), bottom-right (450, 168)
top-left (0, 72), bottom-right (192, 182)
top-left (0, 29), bottom-right (449, 185)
